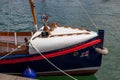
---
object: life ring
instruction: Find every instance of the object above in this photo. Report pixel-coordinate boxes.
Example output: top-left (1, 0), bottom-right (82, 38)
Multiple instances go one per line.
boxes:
top-left (95, 47), bottom-right (108, 55)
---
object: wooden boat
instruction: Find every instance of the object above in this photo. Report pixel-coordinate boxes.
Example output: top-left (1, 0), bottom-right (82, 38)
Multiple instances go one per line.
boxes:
top-left (0, 0), bottom-right (108, 76)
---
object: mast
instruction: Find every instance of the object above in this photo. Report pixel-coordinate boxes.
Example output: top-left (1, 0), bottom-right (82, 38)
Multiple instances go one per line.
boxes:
top-left (29, 0), bottom-right (38, 31)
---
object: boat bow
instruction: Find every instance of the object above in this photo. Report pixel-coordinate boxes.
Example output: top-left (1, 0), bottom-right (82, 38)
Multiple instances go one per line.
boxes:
top-left (29, 25), bottom-right (98, 54)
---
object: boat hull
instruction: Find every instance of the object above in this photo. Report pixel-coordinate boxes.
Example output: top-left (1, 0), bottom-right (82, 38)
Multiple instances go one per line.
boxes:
top-left (0, 43), bottom-right (102, 76)
top-left (0, 29), bottom-right (104, 75)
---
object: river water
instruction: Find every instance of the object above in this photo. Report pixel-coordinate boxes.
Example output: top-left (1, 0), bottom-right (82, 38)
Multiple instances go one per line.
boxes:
top-left (0, 0), bottom-right (120, 80)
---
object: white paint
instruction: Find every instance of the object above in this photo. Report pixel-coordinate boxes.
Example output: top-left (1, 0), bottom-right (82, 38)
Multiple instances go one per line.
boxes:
top-left (14, 32), bottom-right (17, 45)
top-left (29, 26), bottom-right (98, 54)
top-left (95, 47), bottom-right (108, 55)
top-left (35, 24), bottom-right (38, 31)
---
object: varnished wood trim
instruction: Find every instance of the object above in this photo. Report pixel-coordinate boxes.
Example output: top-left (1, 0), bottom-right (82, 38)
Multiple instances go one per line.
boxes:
top-left (29, 0), bottom-right (38, 31)
top-left (0, 42), bottom-right (17, 48)
top-left (2, 69), bottom-right (98, 76)
top-left (0, 48), bottom-right (28, 56)
top-left (37, 69), bottom-right (97, 76)
top-left (0, 42), bottom-right (27, 49)
top-left (16, 32), bottom-right (32, 36)
top-left (0, 32), bottom-right (14, 36)
top-left (0, 32), bottom-right (33, 36)
top-left (50, 32), bottom-right (90, 37)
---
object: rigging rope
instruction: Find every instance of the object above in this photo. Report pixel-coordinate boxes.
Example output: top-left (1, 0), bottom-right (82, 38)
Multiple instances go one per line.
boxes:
top-left (42, 0), bottom-right (47, 14)
top-left (79, 0), bottom-right (99, 30)
top-left (30, 41), bottom-right (78, 80)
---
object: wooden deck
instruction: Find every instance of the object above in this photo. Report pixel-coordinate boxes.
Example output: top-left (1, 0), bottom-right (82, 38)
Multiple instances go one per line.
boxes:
top-left (0, 32), bottom-right (32, 54)
top-left (0, 73), bottom-right (37, 80)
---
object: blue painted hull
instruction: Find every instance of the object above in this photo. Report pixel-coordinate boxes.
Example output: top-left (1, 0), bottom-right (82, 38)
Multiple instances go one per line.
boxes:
top-left (0, 45), bottom-right (102, 75)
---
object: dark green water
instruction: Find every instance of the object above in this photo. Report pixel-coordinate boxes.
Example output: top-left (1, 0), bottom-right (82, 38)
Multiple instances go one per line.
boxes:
top-left (0, 0), bottom-right (120, 80)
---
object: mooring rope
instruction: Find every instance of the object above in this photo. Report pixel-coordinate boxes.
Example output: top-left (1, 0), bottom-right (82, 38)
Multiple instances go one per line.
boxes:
top-left (0, 44), bottom-right (24, 60)
top-left (30, 40), bottom-right (78, 80)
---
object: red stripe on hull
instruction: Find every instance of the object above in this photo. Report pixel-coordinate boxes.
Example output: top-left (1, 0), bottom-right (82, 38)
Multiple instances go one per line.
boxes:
top-left (0, 39), bottom-right (101, 64)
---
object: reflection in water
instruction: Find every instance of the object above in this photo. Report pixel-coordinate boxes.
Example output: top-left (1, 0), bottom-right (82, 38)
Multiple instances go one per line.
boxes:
top-left (38, 75), bottom-right (97, 80)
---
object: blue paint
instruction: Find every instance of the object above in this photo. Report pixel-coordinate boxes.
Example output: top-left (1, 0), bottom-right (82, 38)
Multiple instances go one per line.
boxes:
top-left (0, 54), bottom-right (29, 59)
top-left (0, 37), bottom-right (102, 75)
top-left (98, 29), bottom-right (104, 49)
top-left (0, 45), bottom-right (102, 74)
top-left (23, 67), bottom-right (37, 79)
